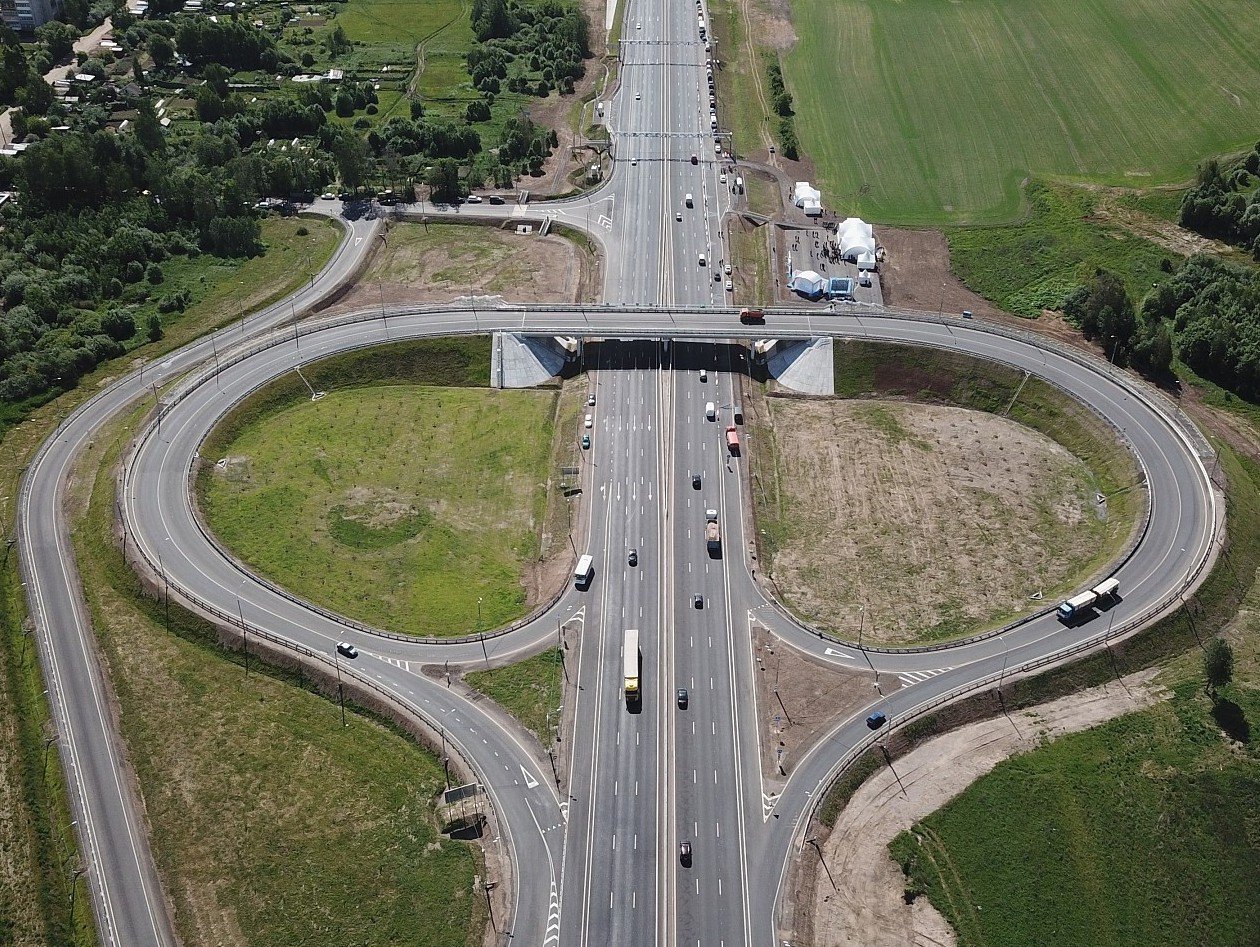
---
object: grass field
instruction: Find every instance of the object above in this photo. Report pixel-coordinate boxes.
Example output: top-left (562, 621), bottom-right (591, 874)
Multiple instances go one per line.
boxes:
top-left (890, 669), bottom-right (1260, 947)
top-left (75, 408), bottom-right (483, 947)
top-left (466, 648), bottom-right (567, 746)
top-left (746, 343), bottom-right (1140, 644)
top-left (784, 0), bottom-right (1260, 224)
top-left (0, 219), bottom-right (343, 945)
top-left (332, 0), bottom-right (536, 136)
top-left (201, 384), bottom-right (557, 637)
top-left (945, 182), bottom-right (1177, 316)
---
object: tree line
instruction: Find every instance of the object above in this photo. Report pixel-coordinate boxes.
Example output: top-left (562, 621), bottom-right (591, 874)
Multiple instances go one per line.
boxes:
top-left (1178, 143), bottom-right (1260, 259)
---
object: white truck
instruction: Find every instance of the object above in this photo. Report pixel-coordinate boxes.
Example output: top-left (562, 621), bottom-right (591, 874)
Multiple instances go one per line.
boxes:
top-left (623, 628), bottom-right (640, 701)
top-left (1056, 577), bottom-right (1120, 622)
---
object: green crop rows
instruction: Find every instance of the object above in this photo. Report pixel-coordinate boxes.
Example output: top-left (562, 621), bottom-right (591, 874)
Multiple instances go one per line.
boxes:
top-left (785, 0), bottom-right (1260, 224)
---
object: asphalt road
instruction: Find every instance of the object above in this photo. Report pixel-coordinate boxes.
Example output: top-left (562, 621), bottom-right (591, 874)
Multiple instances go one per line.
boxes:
top-left (16, 6), bottom-right (1218, 947)
top-left (112, 302), bottom-right (1215, 947)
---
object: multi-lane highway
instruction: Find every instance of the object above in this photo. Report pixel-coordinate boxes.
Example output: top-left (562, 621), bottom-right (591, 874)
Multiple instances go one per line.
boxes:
top-left (110, 302), bottom-right (1214, 947)
top-left (14, 1), bottom-right (1221, 945)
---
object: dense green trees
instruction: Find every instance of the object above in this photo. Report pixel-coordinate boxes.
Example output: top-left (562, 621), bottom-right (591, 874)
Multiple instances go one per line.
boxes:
top-left (176, 15), bottom-right (278, 71)
top-left (1061, 269), bottom-right (1172, 378)
top-left (1143, 255), bottom-right (1260, 398)
top-left (468, 0), bottom-right (588, 99)
top-left (1179, 146), bottom-right (1260, 258)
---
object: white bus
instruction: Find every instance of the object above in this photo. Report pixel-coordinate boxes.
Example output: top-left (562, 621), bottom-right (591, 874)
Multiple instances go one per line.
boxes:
top-left (574, 554), bottom-right (594, 587)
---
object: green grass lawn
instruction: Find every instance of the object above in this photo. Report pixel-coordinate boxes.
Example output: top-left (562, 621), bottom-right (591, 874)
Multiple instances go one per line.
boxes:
top-left (200, 384), bottom-right (557, 637)
top-left (946, 182), bottom-right (1176, 316)
top-left (891, 691), bottom-right (1260, 947)
top-left (466, 648), bottom-right (566, 746)
top-left (76, 409), bottom-right (483, 947)
top-left (785, 0), bottom-right (1260, 224)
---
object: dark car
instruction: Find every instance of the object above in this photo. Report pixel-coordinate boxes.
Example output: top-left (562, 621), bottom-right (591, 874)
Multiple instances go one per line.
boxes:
top-left (336, 642), bottom-right (358, 659)
top-left (693, 594), bottom-right (703, 609)
top-left (679, 840), bottom-right (692, 864)
top-left (628, 548), bottom-right (638, 566)
top-left (866, 711), bottom-right (887, 730)
top-left (690, 154), bottom-right (698, 165)
top-left (692, 472), bottom-right (702, 489)
top-left (677, 688), bottom-right (689, 708)
top-left (488, 195), bottom-right (506, 204)
top-left (581, 434), bottom-right (591, 450)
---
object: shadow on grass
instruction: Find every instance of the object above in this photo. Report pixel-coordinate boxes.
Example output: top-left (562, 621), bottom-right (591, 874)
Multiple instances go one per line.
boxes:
top-left (1212, 698), bottom-right (1250, 744)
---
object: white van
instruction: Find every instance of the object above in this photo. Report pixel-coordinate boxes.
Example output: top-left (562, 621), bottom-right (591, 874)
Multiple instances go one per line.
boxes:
top-left (574, 554), bottom-right (594, 586)
top-left (705, 401), bottom-right (716, 420)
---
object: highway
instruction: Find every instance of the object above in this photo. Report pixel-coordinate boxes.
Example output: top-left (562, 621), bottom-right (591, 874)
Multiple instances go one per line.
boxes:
top-left (14, 1), bottom-right (1220, 945)
top-left (114, 302), bottom-right (1215, 947)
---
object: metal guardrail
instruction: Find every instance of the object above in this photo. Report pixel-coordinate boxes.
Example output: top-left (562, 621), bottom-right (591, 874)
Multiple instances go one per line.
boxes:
top-left (125, 300), bottom-right (1219, 662)
top-left (115, 297), bottom-right (1222, 947)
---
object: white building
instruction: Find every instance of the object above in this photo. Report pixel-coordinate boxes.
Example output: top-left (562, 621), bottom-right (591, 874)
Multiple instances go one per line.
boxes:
top-left (834, 217), bottom-right (877, 271)
top-left (793, 181), bottom-right (822, 217)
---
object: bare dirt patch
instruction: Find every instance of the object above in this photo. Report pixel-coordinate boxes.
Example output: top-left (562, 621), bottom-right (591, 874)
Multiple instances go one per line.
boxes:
top-left (323, 223), bottom-right (591, 316)
top-left (339, 486), bottom-right (418, 527)
top-left (878, 228), bottom-right (1005, 321)
top-left (757, 399), bottom-right (1103, 644)
top-left (807, 669), bottom-right (1168, 947)
top-left (752, 623), bottom-right (872, 783)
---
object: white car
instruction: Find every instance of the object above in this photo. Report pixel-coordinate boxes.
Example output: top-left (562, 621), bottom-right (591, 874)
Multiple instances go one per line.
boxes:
top-left (465, 194), bottom-right (482, 203)
top-left (635, 92), bottom-right (641, 100)
top-left (724, 262), bottom-right (732, 275)
top-left (584, 413), bottom-right (594, 428)
top-left (725, 279), bottom-right (733, 292)
top-left (719, 173), bottom-right (727, 184)
top-left (636, 21), bottom-right (641, 28)
top-left (675, 212), bottom-right (682, 221)
top-left (588, 393), bottom-right (596, 406)
top-left (698, 253), bottom-right (706, 266)
top-left (699, 369), bottom-right (708, 381)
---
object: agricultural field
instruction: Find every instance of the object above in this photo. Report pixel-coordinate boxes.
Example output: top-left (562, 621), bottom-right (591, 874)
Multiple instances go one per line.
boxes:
top-left (200, 384), bottom-right (558, 637)
top-left (784, 0), bottom-right (1260, 224)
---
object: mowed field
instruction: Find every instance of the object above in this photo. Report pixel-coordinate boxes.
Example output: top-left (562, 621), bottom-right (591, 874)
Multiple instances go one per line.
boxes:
top-left (785, 0), bottom-right (1260, 224)
top-left (202, 386), bottom-right (556, 637)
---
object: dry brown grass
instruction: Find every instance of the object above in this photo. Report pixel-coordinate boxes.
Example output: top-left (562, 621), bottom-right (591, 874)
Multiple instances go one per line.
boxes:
top-left (756, 399), bottom-right (1106, 644)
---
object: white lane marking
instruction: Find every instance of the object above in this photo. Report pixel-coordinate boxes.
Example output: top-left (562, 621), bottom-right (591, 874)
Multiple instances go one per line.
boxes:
top-left (521, 766), bottom-right (540, 788)
top-left (823, 647), bottom-right (855, 660)
top-left (898, 666), bottom-right (954, 686)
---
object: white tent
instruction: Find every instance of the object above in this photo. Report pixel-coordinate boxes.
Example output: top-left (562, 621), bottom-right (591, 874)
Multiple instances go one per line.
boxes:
top-left (793, 181), bottom-right (823, 216)
top-left (789, 270), bottom-right (826, 297)
top-left (835, 217), bottom-right (876, 262)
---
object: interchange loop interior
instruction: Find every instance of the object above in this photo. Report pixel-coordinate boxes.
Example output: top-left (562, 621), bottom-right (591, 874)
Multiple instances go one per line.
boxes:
top-left (116, 301), bottom-right (1216, 947)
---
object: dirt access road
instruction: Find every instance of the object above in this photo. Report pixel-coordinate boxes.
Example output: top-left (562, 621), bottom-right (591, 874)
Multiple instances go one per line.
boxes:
top-left (807, 669), bottom-right (1167, 947)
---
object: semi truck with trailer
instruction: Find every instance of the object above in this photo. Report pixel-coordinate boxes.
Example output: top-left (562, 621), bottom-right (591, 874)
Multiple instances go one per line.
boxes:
top-left (1056, 577), bottom-right (1120, 622)
top-left (623, 628), bottom-right (640, 701)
